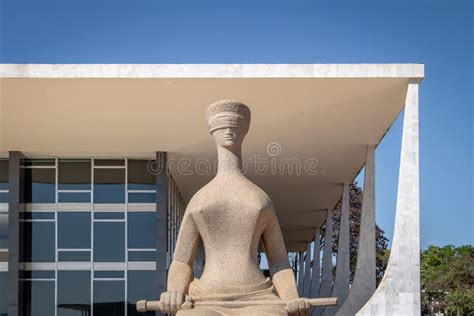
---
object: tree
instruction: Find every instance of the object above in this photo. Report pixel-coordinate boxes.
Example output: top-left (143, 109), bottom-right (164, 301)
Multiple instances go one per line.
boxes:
top-left (322, 182), bottom-right (390, 285)
top-left (421, 245), bottom-right (474, 315)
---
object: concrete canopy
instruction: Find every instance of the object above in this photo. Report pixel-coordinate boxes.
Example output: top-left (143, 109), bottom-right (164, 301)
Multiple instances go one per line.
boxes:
top-left (0, 64), bottom-right (424, 251)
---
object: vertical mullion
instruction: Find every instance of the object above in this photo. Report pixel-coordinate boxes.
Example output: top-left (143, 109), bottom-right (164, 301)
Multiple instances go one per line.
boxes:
top-left (54, 158), bottom-right (58, 316)
top-left (91, 158), bottom-right (94, 316)
top-left (124, 158), bottom-right (128, 316)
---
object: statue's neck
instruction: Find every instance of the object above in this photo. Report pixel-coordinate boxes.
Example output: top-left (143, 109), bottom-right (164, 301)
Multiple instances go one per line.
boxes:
top-left (216, 145), bottom-right (243, 175)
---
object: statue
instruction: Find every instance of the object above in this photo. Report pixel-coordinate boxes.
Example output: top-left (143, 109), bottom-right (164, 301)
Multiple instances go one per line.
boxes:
top-left (137, 101), bottom-right (335, 315)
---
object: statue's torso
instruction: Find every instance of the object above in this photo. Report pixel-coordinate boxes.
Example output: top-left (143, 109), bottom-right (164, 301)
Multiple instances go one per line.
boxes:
top-left (188, 173), bottom-right (273, 288)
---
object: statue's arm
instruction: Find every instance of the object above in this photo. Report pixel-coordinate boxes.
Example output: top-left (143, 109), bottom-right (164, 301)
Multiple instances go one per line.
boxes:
top-left (262, 207), bottom-right (300, 300)
top-left (167, 208), bottom-right (201, 294)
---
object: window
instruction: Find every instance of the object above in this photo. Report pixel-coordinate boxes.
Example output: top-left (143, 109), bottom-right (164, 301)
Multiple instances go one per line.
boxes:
top-left (93, 280), bottom-right (125, 316)
top-left (0, 213), bottom-right (7, 249)
top-left (128, 160), bottom-right (155, 191)
top-left (94, 169), bottom-right (125, 204)
top-left (57, 271), bottom-right (91, 316)
top-left (0, 160), bottom-right (8, 190)
top-left (21, 221), bottom-right (55, 262)
top-left (127, 271), bottom-right (156, 316)
top-left (0, 272), bottom-right (7, 316)
top-left (58, 159), bottom-right (91, 190)
top-left (94, 222), bottom-right (125, 262)
top-left (24, 168), bottom-right (55, 203)
top-left (21, 280), bottom-right (55, 316)
top-left (128, 212), bottom-right (155, 249)
top-left (58, 212), bottom-right (91, 249)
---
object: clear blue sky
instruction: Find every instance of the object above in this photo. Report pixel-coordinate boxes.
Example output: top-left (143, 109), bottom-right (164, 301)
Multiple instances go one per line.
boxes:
top-left (1, 0), bottom-right (472, 249)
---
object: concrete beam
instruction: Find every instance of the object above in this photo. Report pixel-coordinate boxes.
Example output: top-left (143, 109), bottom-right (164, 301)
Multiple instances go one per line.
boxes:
top-left (309, 228), bottom-right (321, 298)
top-left (323, 183), bottom-right (351, 315)
top-left (357, 80), bottom-right (421, 315)
top-left (336, 145), bottom-right (376, 316)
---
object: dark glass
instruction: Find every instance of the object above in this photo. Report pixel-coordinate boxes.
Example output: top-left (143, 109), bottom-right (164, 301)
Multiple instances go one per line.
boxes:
top-left (128, 271), bottom-right (157, 316)
top-left (94, 271), bottom-right (124, 279)
top-left (94, 222), bottom-right (125, 262)
top-left (128, 213), bottom-right (155, 249)
top-left (21, 280), bottom-right (55, 316)
top-left (0, 272), bottom-right (7, 315)
top-left (58, 159), bottom-right (91, 190)
top-left (20, 212), bottom-right (55, 220)
top-left (58, 212), bottom-right (91, 249)
top-left (0, 214), bottom-right (7, 249)
top-left (57, 271), bottom-right (91, 316)
top-left (93, 280), bottom-right (125, 316)
top-left (58, 251), bottom-right (91, 262)
top-left (128, 160), bottom-right (155, 191)
top-left (24, 168), bottom-right (56, 203)
top-left (94, 159), bottom-right (125, 167)
top-left (128, 193), bottom-right (155, 203)
top-left (94, 212), bottom-right (124, 220)
top-left (128, 251), bottom-right (155, 262)
top-left (19, 270), bottom-right (55, 279)
top-left (22, 159), bottom-right (55, 167)
top-left (94, 169), bottom-right (125, 203)
top-left (0, 160), bottom-right (7, 190)
top-left (21, 222), bottom-right (55, 262)
top-left (0, 193), bottom-right (7, 203)
top-left (59, 192), bottom-right (91, 203)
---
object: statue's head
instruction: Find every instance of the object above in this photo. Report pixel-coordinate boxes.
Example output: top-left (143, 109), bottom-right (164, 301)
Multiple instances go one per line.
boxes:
top-left (206, 100), bottom-right (251, 149)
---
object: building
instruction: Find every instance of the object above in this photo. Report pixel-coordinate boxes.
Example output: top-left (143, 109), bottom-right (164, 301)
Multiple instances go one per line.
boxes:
top-left (0, 64), bottom-right (423, 316)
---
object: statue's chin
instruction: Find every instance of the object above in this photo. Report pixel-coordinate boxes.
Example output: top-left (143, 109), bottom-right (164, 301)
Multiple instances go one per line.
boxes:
top-left (221, 141), bottom-right (236, 148)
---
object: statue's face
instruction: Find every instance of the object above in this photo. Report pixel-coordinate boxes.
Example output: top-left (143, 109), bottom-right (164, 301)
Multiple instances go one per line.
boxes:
top-left (211, 125), bottom-right (246, 149)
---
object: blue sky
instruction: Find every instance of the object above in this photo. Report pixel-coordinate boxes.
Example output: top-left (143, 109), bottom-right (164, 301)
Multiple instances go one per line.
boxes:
top-left (1, 0), bottom-right (472, 249)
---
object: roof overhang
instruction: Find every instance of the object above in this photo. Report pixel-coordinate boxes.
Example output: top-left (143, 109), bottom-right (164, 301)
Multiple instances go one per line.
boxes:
top-left (0, 64), bottom-right (424, 251)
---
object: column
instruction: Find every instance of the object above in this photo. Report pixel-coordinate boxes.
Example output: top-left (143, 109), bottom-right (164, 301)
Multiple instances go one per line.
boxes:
top-left (155, 151), bottom-right (168, 316)
top-left (302, 240), bottom-right (313, 297)
top-left (309, 228), bottom-right (321, 298)
top-left (297, 251), bottom-right (305, 295)
top-left (336, 145), bottom-right (376, 316)
top-left (8, 151), bottom-right (24, 316)
top-left (323, 183), bottom-right (351, 315)
top-left (357, 80), bottom-right (421, 315)
top-left (314, 209), bottom-right (334, 315)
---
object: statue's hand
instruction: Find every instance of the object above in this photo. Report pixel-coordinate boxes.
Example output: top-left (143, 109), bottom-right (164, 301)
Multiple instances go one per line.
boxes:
top-left (159, 291), bottom-right (185, 314)
top-left (286, 298), bottom-right (311, 316)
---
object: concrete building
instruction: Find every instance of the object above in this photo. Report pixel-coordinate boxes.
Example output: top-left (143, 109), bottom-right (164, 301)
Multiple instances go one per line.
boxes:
top-left (0, 64), bottom-right (423, 316)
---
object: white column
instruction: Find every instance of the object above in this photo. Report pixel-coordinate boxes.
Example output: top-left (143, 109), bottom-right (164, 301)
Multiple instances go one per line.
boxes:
top-left (336, 145), bottom-right (376, 316)
top-left (323, 183), bottom-right (351, 315)
top-left (309, 228), bottom-right (321, 298)
top-left (303, 241), bottom-right (313, 297)
top-left (357, 80), bottom-right (421, 315)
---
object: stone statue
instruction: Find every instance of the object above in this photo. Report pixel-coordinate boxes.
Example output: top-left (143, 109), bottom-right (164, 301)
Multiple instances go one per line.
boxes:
top-left (143, 101), bottom-right (313, 315)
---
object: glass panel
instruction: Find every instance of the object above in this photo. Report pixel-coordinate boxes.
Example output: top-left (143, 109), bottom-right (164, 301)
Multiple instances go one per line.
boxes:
top-left (59, 192), bottom-right (91, 203)
top-left (94, 169), bottom-right (125, 204)
top-left (20, 270), bottom-right (55, 279)
top-left (58, 159), bottom-right (91, 190)
top-left (0, 213), bottom-right (7, 249)
top-left (94, 159), bottom-right (125, 167)
top-left (0, 272), bottom-right (7, 316)
top-left (58, 251), bottom-right (91, 262)
top-left (22, 158), bottom-right (55, 167)
top-left (128, 251), bottom-right (155, 262)
top-left (21, 280), bottom-right (55, 316)
top-left (58, 212), bottom-right (91, 249)
top-left (94, 222), bottom-right (125, 262)
top-left (94, 271), bottom-right (124, 279)
top-left (128, 212), bottom-right (155, 249)
top-left (24, 168), bottom-right (56, 203)
top-left (128, 193), bottom-right (155, 203)
top-left (0, 193), bottom-right (7, 203)
top-left (57, 271), bottom-right (91, 316)
top-left (0, 160), bottom-right (7, 190)
top-left (93, 280), bottom-right (125, 316)
top-left (21, 221), bottom-right (55, 262)
top-left (20, 212), bottom-right (55, 220)
top-left (128, 160), bottom-right (155, 191)
top-left (128, 271), bottom-right (156, 316)
top-left (94, 212), bottom-right (125, 220)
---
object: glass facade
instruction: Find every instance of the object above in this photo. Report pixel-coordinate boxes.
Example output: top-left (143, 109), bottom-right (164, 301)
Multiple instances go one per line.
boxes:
top-left (5, 157), bottom-right (186, 316)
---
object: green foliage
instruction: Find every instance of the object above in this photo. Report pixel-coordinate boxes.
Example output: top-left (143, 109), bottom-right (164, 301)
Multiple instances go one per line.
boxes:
top-left (421, 245), bottom-right (474, 315)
